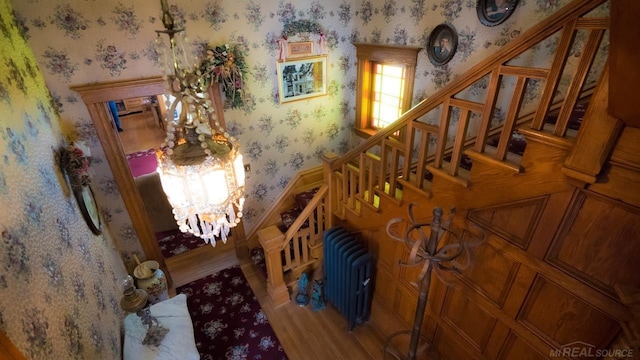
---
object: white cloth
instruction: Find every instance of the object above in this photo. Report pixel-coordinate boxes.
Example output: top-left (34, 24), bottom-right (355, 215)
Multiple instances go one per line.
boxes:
top-left (123, 294), bottom-right (199, 360)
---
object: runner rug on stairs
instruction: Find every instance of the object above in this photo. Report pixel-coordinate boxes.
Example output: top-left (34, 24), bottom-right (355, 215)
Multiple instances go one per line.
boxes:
top-left (177, 265), bottom-right (288, 360)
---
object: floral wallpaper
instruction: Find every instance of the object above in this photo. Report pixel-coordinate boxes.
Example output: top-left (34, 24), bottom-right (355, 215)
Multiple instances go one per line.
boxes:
top-left (0, 0), bottom-right (127, 359)
top-left (0, 0), bottom-right (609, 358)
top-left (10, 0), bottom-right (602, 271)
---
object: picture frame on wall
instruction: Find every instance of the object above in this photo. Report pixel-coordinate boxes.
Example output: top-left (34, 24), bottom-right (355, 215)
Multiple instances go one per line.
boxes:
top-left (277, 55), bottom-right (327, 103)
top-left (75, 185), bottom-right (102, 235)
top-left (476, 0), bottom-right (519, 27)
top-left (288, 41), bottom-right (314, 57)
top-left (427, 24), bottom-right (458, 66)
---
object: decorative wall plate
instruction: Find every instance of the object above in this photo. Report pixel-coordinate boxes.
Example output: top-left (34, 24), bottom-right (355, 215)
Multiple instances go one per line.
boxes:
top-left (75, 185), bottom-right (101, 235)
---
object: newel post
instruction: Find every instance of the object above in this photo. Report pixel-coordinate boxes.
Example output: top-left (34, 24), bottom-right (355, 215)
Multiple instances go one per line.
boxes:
top-left (258, 225), bottom-right (290, 308)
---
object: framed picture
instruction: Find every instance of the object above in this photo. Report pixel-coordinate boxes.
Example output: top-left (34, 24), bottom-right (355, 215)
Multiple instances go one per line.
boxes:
top-left (75, 185), bottom-right (101, 235)
top-left (277, 55), bottom-right (327, 103)
top-left (427, 24), bottom-right (458, 66)
top-left (288, 41), bottom-right (314, 57)
top-left (476, 0), bottom-right (519, 27)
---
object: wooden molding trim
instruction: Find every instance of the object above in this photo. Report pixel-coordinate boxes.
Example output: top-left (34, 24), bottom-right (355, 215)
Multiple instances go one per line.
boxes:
top-left (0, 331), bottom-right (26, 360)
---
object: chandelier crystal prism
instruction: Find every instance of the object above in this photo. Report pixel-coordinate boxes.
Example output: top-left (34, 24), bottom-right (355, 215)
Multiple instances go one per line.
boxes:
top-left (154, 0), bottom-right (245, 245)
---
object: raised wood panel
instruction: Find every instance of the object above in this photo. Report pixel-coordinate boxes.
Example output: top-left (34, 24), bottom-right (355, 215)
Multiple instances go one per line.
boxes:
top-left (440, 286), bottom-right (497, 353)
top-left (374, 266), bottom-right (398, 313)
top-left (433, 326), bottom-right (479, 360)
top-left (455, 232), bottom-right (521, 308)
top-left (468, 196), bottom-right (548, 249)
top-left (374, 228), bottom-right (401, 272)
top-left (517, 276), bottom-right (620, 349)
top-left (394, 285), bottom-right (419, 327)
top-left (497, 331), bottom-right (548, 360)
top-left (546, 190), bottom-right (640, 297)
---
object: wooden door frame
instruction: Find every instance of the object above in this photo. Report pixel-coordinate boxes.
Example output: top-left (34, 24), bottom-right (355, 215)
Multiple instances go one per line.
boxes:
top-left (72, 77), bottom-right (228, 285)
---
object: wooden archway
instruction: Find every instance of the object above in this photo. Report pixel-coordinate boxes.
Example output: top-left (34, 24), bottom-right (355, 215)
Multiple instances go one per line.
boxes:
top-left (72, 77), bottom-right (230, 286)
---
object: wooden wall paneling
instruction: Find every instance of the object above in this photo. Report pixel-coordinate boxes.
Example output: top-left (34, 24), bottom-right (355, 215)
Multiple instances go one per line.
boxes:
top-left (373, 227), bottom-right (400, 273)
top-left (498, 261), bottom-right (537, 320)
top-left (439, 286), bottom-right (497, 353)
top-left (421, 306), bottom-right (440, 353)
top-left (526, 190), bottom-right (575, 260)
top-left (517, 275), bottom-right (620, 350)
top-left (444, 265), bottom-right (557, 358)
top-left (546, 190), bottom-right (640, 298)
top-left (453, 233), bottom-right (521, 309)
top-left (374, 265), bottom-right (399, 313)
top-left (483, 321), bottom-right (512, 360)
top-left (496, 331), bottom-right (550, 360)
top-left (432, 325), bottom-right (481, 360)
top-left (394, 284), bottom-right (421, 327)
top-left (479, 221), bottom-right (630, 322)
top-left (467, 196), bottom-right (548, 250)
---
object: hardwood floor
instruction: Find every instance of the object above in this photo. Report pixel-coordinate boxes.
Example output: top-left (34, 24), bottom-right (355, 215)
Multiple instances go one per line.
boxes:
top-left (166, 238), bottom-right (430, 360)
top-left (117, 108), bottom-right (165, 154)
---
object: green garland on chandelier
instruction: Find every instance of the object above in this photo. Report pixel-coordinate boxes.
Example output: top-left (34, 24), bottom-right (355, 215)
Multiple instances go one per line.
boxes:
top-left (199, 43), bottom-right (248, 109)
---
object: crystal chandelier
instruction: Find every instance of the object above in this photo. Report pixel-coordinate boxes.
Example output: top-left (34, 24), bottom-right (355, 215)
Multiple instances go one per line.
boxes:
top-left (154, 0), bottom-right (245, 245)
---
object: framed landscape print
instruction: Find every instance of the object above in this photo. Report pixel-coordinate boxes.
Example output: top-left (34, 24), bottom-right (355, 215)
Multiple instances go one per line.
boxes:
top-left (277, 55), bottom-right (327, 103)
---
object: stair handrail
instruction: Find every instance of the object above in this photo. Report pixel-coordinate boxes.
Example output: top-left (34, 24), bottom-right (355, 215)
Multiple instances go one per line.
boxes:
top-left (281, 184), bottom-right (329, 251)
top-left (256, 185), bottom-right (329, 308)
top-left (246, 165), bottom-right (324, 248)
top-left (330, 0), bottom-right (607, 174)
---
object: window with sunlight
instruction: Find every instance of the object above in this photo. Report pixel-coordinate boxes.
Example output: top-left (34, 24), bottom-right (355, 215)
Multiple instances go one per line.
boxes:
top-left (371, 64), bottom-right (405, 129)
top-left (354, 43), bottom-right (420, 138)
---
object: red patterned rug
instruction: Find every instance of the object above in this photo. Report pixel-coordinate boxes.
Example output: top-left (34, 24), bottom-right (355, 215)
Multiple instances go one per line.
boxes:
top-left (156, 228), bottom-right (207, 259)
top-left (126, 148), bottom-right (158, 178)
top-left (177, 265), bottom-right (288, 360)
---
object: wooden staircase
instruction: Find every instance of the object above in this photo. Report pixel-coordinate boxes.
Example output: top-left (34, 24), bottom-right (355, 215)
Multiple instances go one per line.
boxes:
top-left (247, 1), bottom-right (640, 357)
top-left (244, 167), bottom-right (328, 305)
top-left (251, 0), bottom-right (612, 301)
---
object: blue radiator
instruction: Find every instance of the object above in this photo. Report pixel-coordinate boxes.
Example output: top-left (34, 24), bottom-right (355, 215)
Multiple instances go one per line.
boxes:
top-left (323, 226), bottom-right (373, 331)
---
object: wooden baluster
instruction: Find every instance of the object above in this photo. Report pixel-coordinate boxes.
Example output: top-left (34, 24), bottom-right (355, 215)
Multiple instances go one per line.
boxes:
top-left (322, 152), bottom-right (338, 225)
top-left (531, 19), bottom-right (578, 130)
top-left (434, 98), bottom-right (451, 169)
